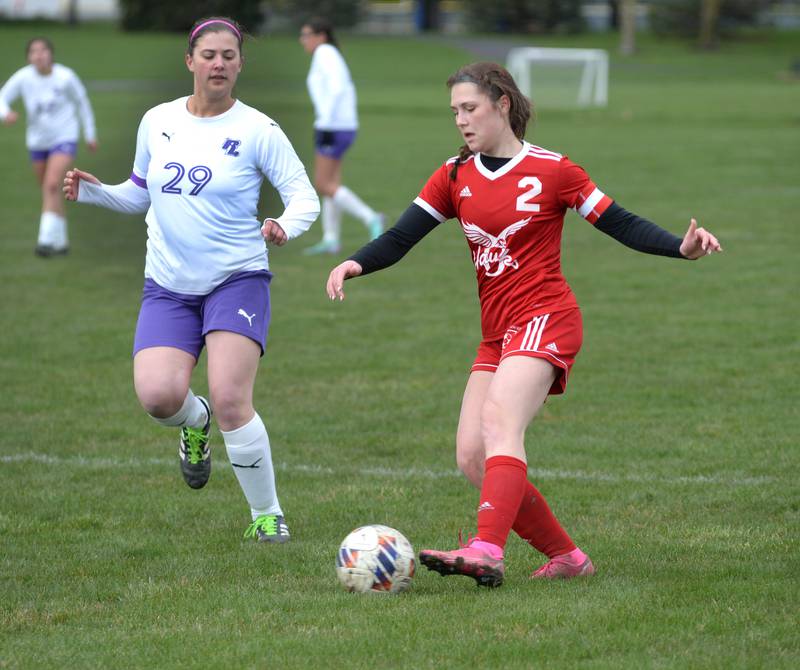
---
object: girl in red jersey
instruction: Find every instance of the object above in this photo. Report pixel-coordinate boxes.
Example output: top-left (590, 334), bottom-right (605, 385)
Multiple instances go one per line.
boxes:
top-left (326, 62), bottom-right (721, 587)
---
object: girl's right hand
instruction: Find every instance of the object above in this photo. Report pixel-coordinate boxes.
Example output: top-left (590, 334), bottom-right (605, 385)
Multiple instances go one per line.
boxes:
top-left (2, 111), bottom-right (19, 125)
top-left (63, 168), bottom-right (100, 201)
top-left (326, 260), bottom-right (363, 301)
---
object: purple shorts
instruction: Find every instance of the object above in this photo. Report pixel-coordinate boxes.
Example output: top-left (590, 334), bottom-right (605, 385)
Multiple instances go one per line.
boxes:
top-left (314, 129), bottom-right (357, 160)
top-left (29, 141), bottom-right (78, 162)
top-left (133, 270), bottom-right (272, 359)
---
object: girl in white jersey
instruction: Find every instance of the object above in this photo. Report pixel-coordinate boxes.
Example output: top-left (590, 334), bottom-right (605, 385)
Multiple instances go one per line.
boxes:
top-left (0, 37), bottom-right (97, 257)
top-left (299, 18), bottom-right (383, 255)
top-left (63, 17), bottom-right (320, 543)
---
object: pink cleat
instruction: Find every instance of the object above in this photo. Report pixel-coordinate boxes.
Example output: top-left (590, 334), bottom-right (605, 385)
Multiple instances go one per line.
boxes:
top-left (419, 536), bottom-right (504, 588)
top-left (531, 548), bottom-right (595, 580)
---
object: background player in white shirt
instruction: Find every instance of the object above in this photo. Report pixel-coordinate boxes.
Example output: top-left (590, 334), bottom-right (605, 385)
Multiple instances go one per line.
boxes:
top-left (63, 17), bottom-right (319, 543)
top-left (299, 18), bottom-right (383, 255)
top-left (0, 37), bottom-right (97, 256)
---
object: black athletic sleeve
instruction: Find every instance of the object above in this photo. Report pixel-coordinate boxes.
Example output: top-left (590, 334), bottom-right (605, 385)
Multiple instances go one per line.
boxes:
top-left (348, 203), bottom-right (442, 275)
top-left (595, 202), bottom-right (685, 258)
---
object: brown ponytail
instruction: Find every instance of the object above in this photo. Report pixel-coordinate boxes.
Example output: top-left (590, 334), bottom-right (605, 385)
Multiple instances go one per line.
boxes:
top-left (446, 62), bottom-right (533, 180)
top-left (304, 17), bottom-right (340, 50)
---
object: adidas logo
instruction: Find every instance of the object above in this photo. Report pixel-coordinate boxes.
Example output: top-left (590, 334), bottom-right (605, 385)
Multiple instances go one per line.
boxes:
top-left (459, 186), bottom-right (473, 198)
top-left (545, 342), bottom-right (559, 353)
top-left (477, 501), bottom-right (495, 512)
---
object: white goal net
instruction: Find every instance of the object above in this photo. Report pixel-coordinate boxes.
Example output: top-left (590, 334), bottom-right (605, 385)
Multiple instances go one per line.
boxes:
top-left (506, 47), bottom-right (609, 108)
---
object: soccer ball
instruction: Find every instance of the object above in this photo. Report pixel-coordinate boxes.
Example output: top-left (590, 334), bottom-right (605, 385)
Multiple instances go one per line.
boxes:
top-left (335, 525), bottom-right (416, 594)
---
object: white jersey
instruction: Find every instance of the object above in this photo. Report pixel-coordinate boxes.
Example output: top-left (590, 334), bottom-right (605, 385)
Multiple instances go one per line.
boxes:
top-left (306, 43), bottom-right (358, 130)
top-left (0, 63), bottom-right (96, 149)
top-left (80, 97), bottom-right (319, 295)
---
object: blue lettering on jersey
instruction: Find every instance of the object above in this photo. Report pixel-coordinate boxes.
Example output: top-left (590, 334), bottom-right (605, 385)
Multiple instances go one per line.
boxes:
top-left (222, 139), bottom-right (241, 156)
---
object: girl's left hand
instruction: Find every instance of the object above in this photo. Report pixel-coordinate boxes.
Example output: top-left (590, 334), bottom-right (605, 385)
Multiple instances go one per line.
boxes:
top-left (262, 218), bottom-right (287, 246)
top-left (63, 167), bottom-right (100, 201)
top-left (679, 218), bottom-right (722, 259)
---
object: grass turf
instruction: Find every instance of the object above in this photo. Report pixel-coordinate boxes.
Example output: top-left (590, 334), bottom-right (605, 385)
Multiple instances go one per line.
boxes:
top-left (0, 23), bottom-right (798, 669)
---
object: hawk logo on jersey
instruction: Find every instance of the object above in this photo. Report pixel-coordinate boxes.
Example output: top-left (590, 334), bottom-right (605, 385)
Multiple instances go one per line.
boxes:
top-left (222, 139), bottom-right (241, 156)
top-left (461, 217), bottom-right (531, 278)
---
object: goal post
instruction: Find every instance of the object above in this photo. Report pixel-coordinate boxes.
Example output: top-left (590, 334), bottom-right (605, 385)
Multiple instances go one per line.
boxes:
top-left (506, 47), bottom-right (609, 108)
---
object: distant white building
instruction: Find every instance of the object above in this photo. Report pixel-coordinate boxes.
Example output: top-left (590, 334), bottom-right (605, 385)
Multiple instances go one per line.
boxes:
top-left (0, 0), bottom-right (119, 20)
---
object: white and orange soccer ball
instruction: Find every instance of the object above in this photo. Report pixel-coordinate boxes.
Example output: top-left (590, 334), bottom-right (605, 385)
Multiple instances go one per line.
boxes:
top-left (335, 525), bottom-right (416, 594)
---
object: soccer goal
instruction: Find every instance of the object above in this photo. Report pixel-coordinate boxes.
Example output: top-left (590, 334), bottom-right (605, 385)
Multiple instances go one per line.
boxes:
top-left (506, 47), bottom-right (609, 108)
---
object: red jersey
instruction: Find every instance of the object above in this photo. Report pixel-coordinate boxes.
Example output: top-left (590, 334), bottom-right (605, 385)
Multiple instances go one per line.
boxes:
top-left (416, 141), bottom-right (613, 339)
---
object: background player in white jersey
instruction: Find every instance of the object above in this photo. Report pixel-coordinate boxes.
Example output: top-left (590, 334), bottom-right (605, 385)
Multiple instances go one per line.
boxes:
top-left (63, 17), bottom-right (319, 543)
top-left (299, 17), bottom-right (383, 255)
top-left (327, 62), bottom-right (721, 586)
top-left (0, 37), bottom-right (97, 257)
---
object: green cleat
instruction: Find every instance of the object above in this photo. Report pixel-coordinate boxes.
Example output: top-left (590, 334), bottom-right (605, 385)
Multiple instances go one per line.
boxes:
top-left (178, 396), bottom-right (212, 489)
top-left (243, 514), bottom-right (291, 543)
top-left (303, 240), bottom-right (341, 256)
top-left (367, 213), bottom-right (385, 240)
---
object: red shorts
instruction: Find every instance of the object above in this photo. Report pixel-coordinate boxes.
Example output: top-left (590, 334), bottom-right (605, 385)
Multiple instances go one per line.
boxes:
top-left (471, 308), bottom-right (583, 395)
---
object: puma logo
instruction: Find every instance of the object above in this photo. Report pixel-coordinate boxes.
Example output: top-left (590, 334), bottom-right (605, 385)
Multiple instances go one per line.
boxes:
top-left (161, 131), bottom-right (173, 141)
top-left (237, 308), bottom-right (255, 327)
top-left (231, 457), bottom-right (262, 469)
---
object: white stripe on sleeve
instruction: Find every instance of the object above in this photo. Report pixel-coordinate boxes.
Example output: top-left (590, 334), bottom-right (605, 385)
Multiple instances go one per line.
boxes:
top-left (577, 188), bottom-right (605, 218)
top-left (413, 197), bottom-right (447, 223)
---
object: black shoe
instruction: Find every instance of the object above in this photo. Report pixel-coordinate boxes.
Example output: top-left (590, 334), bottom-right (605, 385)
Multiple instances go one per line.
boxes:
top-left (243, 515), bottom-right (291, 543)
top-left (178, 396), bottom-right (212, 489)
top-left (35, 244), bottom-right (69, 257)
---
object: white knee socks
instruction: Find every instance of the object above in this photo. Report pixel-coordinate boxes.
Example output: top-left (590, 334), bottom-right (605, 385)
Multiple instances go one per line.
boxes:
top-left (150, 390), bottom-right (209, 428)
top-left (321, 196), bottom-right (342, 245)
top-left (332, 185), bottom-right (376, 225)
top-left (222, 413), bottom-right (282, 519)
top-left (38, 211), bottom-right (68, 248)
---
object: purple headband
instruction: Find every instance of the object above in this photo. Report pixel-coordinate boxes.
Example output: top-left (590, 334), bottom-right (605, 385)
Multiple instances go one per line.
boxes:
top-left (189, 19), bottom-right (241, 44)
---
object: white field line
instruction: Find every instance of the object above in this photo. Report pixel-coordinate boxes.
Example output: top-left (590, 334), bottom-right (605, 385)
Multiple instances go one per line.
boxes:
top-left (0, 451), bottom-right (775, 487)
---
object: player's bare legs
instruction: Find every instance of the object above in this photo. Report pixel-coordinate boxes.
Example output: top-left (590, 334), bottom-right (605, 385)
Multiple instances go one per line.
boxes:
top-left (32, 159), bottom-right (47, 187)
top-left (455, 370), bottom-right (493, 488)
top-left (306, 154), bottom-right (343, 254)
top-left (35, 153), bottom-right (73, 255)
top-left (206, 331), bottom-right (288, 542)
top-left (43, 153), bottom-right (71, 218)
top-left (480, 356), bottom-right (555, 461)
top-left (306, 153), bottom-right (381, 255)
top-left (206, 330), bottom-right (258, 431)
top-left (313, 153), bottom-right (342, 198)
top-left (421, 356), bottom-right (593, 584)
top-left (134, 346), bottom-right (195, 418)
top-left (32, 159), bottom-right (53, 255)
top-left (134, 346), bottom-right (212, 489)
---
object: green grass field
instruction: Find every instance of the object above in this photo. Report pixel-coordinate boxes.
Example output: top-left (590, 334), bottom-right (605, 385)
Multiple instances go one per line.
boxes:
top-left (1, 22), bottom-right (798, 668)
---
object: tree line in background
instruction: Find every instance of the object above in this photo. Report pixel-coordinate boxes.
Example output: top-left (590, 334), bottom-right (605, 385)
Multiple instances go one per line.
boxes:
top-left (117, 0), bottom-right (357, 32)
top-left (117, 0), bottom-right (779, 48)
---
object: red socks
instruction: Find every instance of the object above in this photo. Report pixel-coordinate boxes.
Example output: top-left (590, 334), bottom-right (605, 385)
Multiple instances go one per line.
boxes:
top-left (474, 455), bottom-right (577, 558)
top-left (476, 455), bottom-right (529, 548)
top-left (512, 480), bottom-right (576, 558)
